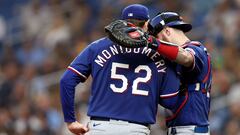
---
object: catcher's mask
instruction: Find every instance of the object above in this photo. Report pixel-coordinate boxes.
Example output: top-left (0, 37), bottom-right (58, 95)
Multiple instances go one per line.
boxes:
top-left (148, 12), bottom-right (192, 36)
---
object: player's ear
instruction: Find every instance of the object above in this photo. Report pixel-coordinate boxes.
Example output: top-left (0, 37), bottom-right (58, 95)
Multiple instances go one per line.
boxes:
top-left (143, 20), bottom-right (149, 32)
top-left (165, 27), bottom-right (171, 36)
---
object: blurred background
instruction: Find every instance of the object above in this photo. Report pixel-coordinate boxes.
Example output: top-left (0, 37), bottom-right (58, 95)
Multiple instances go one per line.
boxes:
top-left (0, 0), bottom-right (239, 135)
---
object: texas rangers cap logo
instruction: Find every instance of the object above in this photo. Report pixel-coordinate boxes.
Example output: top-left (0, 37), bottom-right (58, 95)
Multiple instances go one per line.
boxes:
top-left (128, 13), bottom-right (133, 17)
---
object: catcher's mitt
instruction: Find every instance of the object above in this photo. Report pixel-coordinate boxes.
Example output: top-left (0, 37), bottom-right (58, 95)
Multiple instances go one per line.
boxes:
top-left (104, 20), bottom-right (148, 48)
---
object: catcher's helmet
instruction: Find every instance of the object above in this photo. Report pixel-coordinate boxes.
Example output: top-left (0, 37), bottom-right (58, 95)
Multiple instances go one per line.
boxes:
top-left (148, 12), bottom-right (192, 36)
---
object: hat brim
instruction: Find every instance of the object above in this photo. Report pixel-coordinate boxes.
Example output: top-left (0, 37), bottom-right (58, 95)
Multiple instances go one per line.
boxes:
top-left (167, 21), bottom-right (192, 33)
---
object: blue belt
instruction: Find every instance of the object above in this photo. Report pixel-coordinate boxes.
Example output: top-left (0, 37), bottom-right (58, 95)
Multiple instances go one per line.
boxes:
top-left (169, 126), bottom-right (209, 134)
top-left (194, 126), bottom-right (209, 133)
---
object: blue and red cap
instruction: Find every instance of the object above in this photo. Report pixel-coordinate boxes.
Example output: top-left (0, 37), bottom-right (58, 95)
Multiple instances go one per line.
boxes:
top-left (148, 12), bottom-right (192, 36)
top-left (121, 4), bottom-right (150, 21)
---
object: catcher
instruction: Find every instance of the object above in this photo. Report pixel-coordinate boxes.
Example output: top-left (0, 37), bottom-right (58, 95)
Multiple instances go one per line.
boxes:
top-left (105, 12), bottom-right (212, 135)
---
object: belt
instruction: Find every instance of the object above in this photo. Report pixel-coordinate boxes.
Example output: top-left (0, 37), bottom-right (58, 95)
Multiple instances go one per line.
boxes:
top-left (90, 116), bottom-right (150, 128)
top-left (194, 126), bottom-right (209, 133)
top-left (168, 125), bottom-right (209, 134)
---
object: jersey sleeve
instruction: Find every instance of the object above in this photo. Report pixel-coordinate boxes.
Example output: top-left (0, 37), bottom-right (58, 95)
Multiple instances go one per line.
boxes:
top-left (68, 46), bottom-right (93, 82)
top-left (183, 45), bottom-right (206, 74)
top-left (60, 70), bottom-right (82, 122)
top-left (159, 64), bottom-right (180, 109)
top-left (60, 45), bottom-right (93, 122)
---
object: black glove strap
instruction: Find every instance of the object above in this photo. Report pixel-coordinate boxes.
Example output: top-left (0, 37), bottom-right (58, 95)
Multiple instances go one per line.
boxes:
top-left (147, 36), bottom-right (160, 50)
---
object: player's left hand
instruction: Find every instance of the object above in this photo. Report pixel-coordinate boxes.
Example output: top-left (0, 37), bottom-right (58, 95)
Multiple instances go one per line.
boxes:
top-left (104, 19), bottom-right (169, 50)
top-left (67, 121), bottom-right (89, 135)
top-left (105, 20), bottom-right (148, 48)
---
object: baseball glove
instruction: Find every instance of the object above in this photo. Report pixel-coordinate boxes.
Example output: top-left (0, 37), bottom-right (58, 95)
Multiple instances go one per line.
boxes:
top-left (104, 20), bottom-right (148, 48)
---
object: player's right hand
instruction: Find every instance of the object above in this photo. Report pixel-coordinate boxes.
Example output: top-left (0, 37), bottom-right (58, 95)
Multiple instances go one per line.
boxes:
top-left (67, 121), bottom-right (89, 135)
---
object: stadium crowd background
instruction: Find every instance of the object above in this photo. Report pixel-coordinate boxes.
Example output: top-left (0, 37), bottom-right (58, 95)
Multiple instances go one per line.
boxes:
top-left (0, 0), bottom-right (240, 135)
